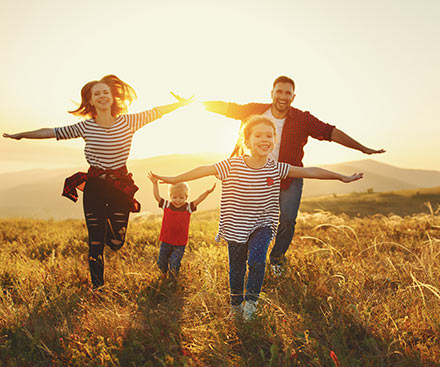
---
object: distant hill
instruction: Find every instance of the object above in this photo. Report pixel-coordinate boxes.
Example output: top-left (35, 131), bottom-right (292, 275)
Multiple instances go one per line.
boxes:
top-left (1, 156), bottom-right (439, 219)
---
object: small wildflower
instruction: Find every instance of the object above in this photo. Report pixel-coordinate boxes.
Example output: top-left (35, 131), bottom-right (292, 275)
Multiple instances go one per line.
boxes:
top-left (330, 351), bottom-right (341, 367)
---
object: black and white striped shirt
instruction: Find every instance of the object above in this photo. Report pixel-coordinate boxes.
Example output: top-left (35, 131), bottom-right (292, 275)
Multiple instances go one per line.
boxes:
top-left (54, 109), bottom-right (161, 169)
top-left (214, 156), bottom-right (290, 243)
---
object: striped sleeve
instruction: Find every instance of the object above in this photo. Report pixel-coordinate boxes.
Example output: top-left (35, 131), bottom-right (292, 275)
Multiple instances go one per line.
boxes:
top-left (189, 202), bottom-right (197, 212)
top-left (277, 162), bottom-right (291, 179)
top-left (214, 159), bottom-right (232, 180)
top-left (125, 108), bottom-right (163, 132)
top-left (54, 121), bottom-right (85, 140)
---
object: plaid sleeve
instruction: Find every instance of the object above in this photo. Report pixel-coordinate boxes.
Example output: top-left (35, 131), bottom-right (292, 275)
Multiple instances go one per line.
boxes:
top-left (214, 159), bottom-right (232, 180)
top-left (277, 162), bottom-right (291, 179)
top-left (55, 121), bottom-right (85, 140)
top-left (125, 108), bottom-right (163, 132)
top-left (304, 111), bottom-right (335, 141)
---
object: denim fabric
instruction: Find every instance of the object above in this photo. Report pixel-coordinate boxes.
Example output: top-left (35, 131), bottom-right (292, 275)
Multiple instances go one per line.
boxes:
top-left (83, 178), bottom-right (131, 288)
top-left (228, 226), bottom-right (272, 305)
top-left (157, 242), bottom-right (186, 276)
top-left (269, 178), bottom-right (303, 265)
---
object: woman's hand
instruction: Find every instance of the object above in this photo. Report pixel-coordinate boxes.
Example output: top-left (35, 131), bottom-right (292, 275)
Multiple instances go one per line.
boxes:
top-left (3, 133), bottom-right (23, 140)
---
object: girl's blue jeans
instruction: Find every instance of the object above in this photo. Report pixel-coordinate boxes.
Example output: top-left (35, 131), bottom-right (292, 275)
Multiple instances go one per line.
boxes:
top-left (227, 226), bottom-right (272, 306)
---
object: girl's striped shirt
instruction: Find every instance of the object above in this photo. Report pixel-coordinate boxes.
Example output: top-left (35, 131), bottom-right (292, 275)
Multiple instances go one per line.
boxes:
top-left (54, 109), bottom-right (162, 169)
top-left (214, 156), bottom-right (290, 243)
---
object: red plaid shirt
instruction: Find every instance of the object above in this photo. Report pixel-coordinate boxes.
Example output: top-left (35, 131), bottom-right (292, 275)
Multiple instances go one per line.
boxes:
top-left (62, 166), bottom-right (140, 212)
top-left (205, 102), bottom-right (335, 190)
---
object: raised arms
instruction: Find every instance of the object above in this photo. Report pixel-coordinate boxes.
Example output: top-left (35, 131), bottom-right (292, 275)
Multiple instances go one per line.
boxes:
top-left (147, 172), bottom-right (162, 203)
top-left (192, 183), bottom-right (216, 207)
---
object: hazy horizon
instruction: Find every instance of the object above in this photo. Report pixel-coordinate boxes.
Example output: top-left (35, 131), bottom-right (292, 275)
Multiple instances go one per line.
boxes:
top-left (2, 0), bottom-right (439, 172)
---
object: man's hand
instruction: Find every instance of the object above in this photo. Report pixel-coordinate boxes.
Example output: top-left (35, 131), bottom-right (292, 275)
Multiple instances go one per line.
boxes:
top-left (362, 147), bottom-right (386, 155)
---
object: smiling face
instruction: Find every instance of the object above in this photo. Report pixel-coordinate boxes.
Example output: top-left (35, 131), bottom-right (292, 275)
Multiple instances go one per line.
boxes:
top-left (169, 189), bottom-right (188, 208)
top-left (245, 122), bottom-right (276, 158)
top-left (89, 82), bottom-right (114, 112)
top-left (271, 81), bottom-right (295, 116)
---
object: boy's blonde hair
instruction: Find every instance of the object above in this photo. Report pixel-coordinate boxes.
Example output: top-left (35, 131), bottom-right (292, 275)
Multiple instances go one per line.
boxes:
top-left (169, 182), bottom-right (190, 196)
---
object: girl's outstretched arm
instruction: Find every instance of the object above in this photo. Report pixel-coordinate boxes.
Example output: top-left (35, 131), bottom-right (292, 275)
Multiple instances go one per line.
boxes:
top-left (288, 166), bottom-right (363, 183)
top-left (151, 165), bottom-right (217, 185)
top-left (3, 128), bottom-right (55, 140)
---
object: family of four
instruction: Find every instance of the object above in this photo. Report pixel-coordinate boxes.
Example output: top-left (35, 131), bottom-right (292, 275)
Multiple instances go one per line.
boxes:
top-left (3, 74), bottom-right (384, 320)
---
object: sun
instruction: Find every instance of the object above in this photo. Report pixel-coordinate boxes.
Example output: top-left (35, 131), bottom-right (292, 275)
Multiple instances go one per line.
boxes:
top-left (130, 102), bottom-right (241, 160)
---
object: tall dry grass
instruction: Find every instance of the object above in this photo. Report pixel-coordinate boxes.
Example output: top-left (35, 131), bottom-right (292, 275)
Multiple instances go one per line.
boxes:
top-left (0, 208), bottom-right (439, 366)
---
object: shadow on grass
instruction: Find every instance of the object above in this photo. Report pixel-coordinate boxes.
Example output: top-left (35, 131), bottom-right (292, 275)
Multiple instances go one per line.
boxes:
top-left (117, 275), bottom-right (186, 366)
top-left (0, 285), bottom-right (87, 367)
top-left (259, 263), bottom-right (439, 367)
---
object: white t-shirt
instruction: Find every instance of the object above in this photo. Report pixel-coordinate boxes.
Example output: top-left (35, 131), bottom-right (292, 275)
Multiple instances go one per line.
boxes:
top-left (263, 108), bottom-right (286, 161)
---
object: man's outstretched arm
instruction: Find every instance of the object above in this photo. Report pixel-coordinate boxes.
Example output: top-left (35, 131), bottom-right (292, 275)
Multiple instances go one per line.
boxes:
top-left (331, 128), bottom-right (385, 155)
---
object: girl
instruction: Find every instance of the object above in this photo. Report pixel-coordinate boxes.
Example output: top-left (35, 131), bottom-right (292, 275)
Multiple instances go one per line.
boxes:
top-left (151, 115), bottom-right (363, 320)
top-left (3, 74), bottom-right (189, 289)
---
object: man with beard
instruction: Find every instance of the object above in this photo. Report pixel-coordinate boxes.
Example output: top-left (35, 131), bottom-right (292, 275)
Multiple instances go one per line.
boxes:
top-left (178, 75), bottom-right (385, 275)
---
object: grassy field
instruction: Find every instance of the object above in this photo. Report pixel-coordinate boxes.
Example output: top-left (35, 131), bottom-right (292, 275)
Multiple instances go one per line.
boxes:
top-left (0, 194), bottom-right (440, 366)
top-left (300, 186), bottom-right (440, 217)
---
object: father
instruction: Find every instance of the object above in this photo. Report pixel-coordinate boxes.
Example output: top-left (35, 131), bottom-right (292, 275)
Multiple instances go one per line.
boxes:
top-left (182, 76), bottom-right (385, 274)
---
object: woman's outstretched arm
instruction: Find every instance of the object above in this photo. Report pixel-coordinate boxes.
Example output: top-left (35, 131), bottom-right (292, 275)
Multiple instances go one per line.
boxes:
top-left (3, 128), bottom-right (55, 140)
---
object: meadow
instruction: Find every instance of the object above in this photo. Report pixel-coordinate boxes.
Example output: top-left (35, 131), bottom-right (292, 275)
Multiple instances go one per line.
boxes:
top-left (0, 192), bottom-right (439, 366)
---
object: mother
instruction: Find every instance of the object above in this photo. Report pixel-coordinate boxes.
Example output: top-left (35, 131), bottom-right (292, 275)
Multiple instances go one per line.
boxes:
top-left (3, 74), bottom-right (187, 288)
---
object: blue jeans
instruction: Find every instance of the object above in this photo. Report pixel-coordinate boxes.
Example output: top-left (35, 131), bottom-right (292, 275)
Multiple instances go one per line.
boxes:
top-left (227, 227), bottom-right (272, 306)
top-left (269, 178), bottom-right (303, 265)
top-left (157, 242), bottom-right (186, 276)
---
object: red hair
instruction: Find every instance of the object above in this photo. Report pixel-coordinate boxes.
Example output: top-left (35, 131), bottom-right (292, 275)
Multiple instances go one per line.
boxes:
top-left (69, 75), bottom-right (137, 118)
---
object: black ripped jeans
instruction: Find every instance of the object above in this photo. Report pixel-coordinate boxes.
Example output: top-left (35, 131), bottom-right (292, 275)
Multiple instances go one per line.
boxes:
top-left (83, 178), bottom-right (131, 288)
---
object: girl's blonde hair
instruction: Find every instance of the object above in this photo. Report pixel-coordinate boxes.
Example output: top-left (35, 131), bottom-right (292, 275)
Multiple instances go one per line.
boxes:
top-left (169, 182), bottom-right (190, 196)
top-left (230, 115), bottom-right (276, 157)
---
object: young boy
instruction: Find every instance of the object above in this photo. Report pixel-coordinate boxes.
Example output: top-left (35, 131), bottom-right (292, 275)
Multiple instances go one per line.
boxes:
top-left (148, 172), bottom-right (215, 277)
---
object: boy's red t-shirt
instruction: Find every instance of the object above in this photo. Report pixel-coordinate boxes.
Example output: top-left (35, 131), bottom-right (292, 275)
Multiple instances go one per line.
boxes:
top-left (159, 199), bottom-right (197, 246)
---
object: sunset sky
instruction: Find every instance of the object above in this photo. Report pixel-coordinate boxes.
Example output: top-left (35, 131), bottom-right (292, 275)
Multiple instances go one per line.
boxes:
top-left (1, 0), bottom-right (439, 172)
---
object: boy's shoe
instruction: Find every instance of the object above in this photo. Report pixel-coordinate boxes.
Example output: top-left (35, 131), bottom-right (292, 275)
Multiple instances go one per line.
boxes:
top-left (243, 300), bottom-right (258, 321)
top-left (227, 303), bottom-right (243, 320)
top-left (271, 264), bottom-right (283, 277)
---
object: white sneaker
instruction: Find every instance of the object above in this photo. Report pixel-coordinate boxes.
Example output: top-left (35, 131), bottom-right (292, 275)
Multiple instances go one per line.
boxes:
top-left (271, 264), bottom-right (283, 277)
top-left (227, 303), bottom-right (243, 320)
top-left (243, 300), bottom-right (258, 321)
